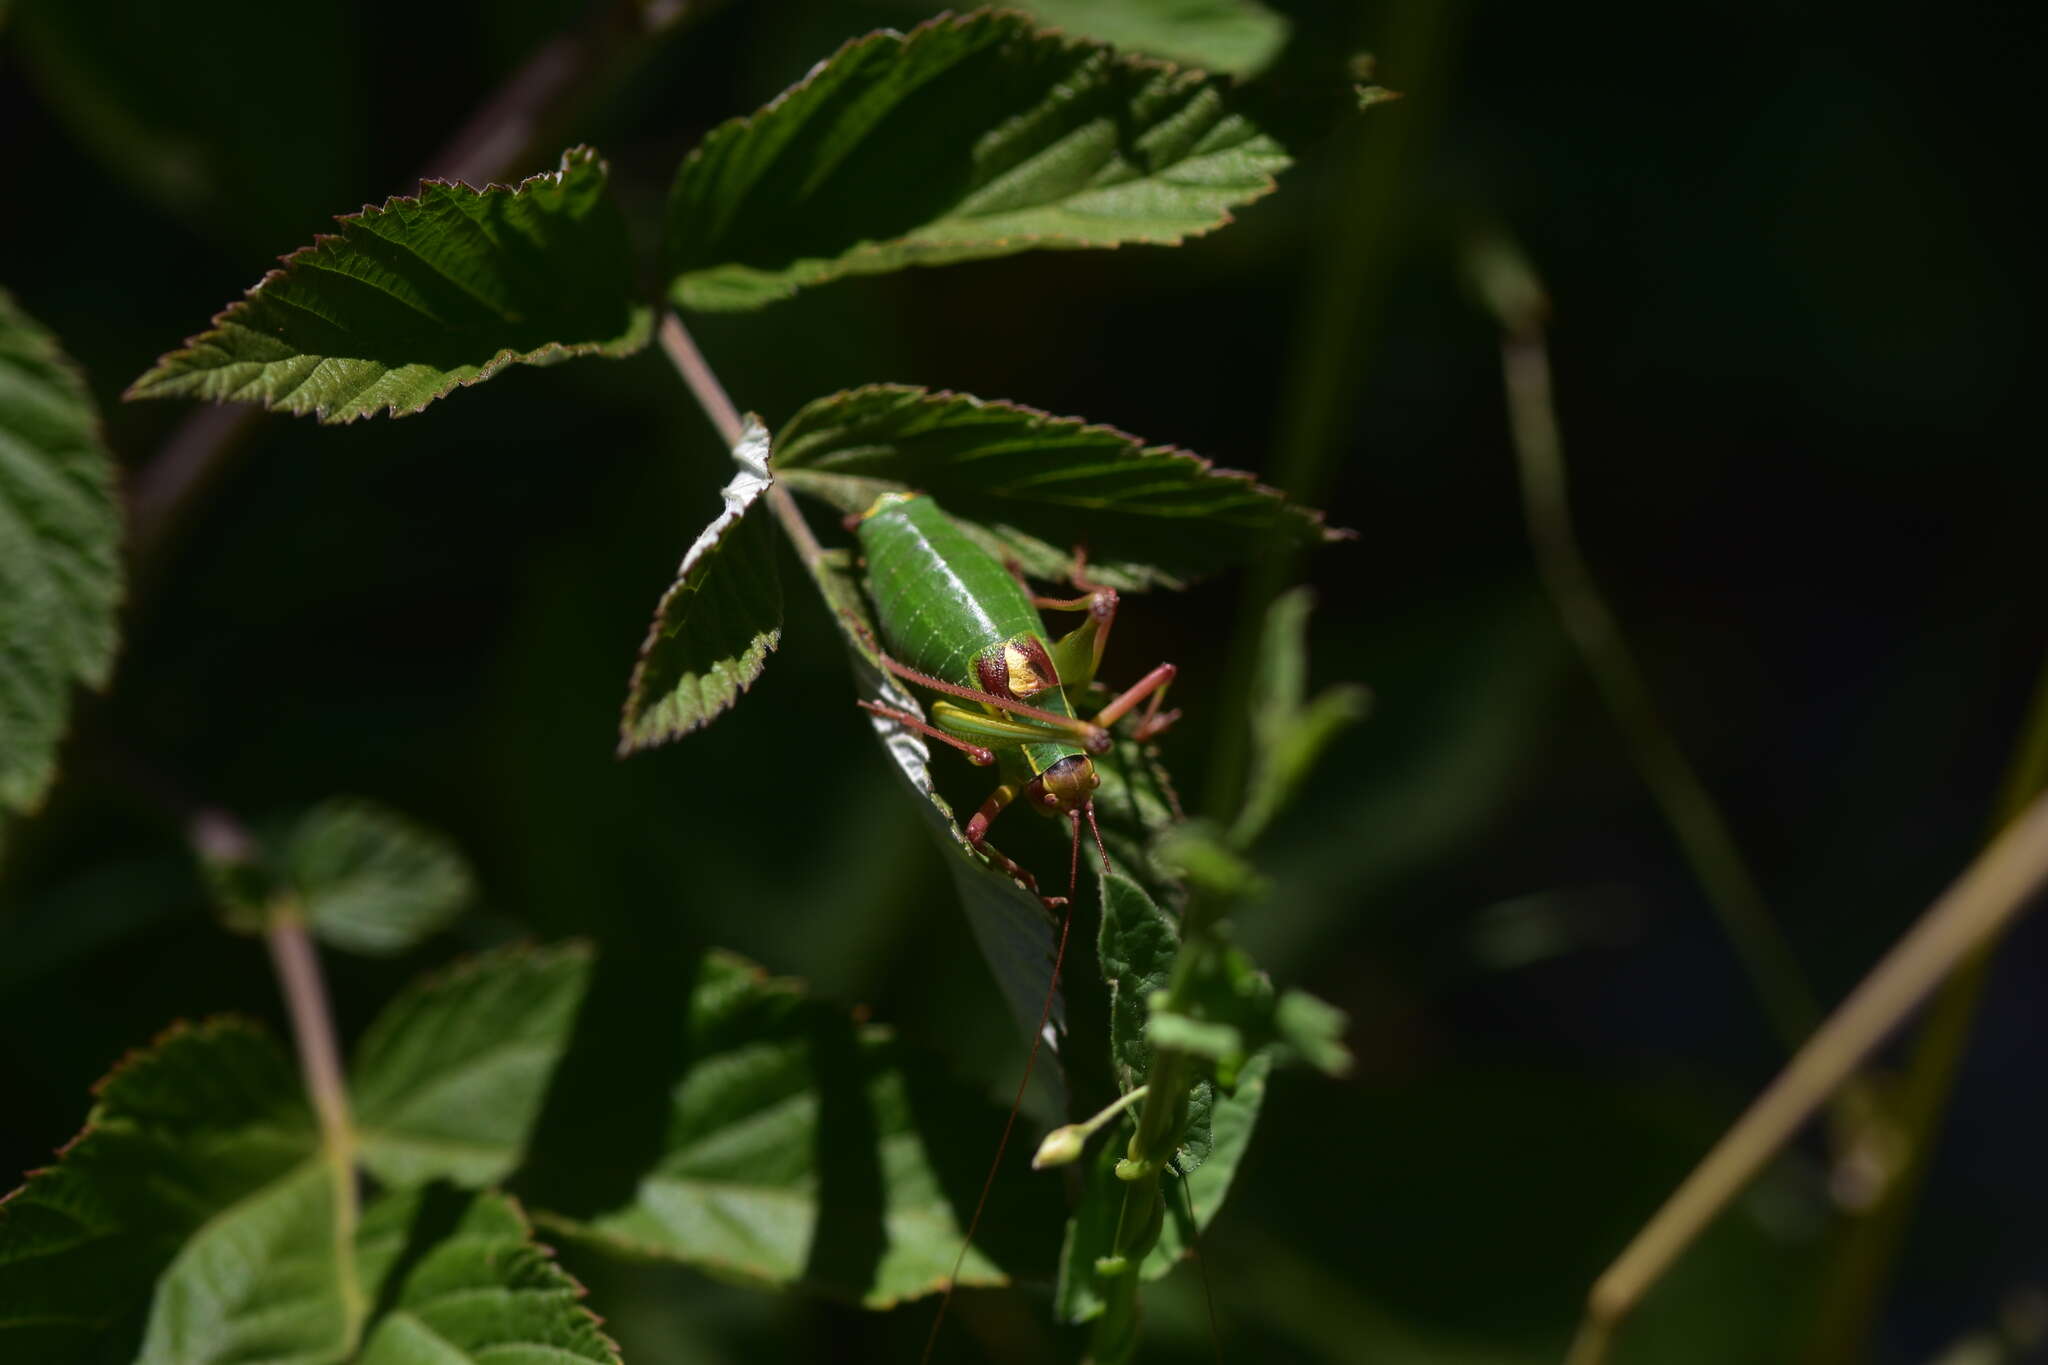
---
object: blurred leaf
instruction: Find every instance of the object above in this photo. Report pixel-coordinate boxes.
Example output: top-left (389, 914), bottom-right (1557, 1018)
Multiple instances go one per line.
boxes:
top-left (618, 419), bottom-right (782, 752)
top-left (285, 799), bottom-right (476, 955)
top-left (0, 288), bottom-right (122, 826)
top-left (538, 950), bottom-right (1062, 1307)
top-left (352, 943), bottom-right (591, 1189)
top-left (800, 540), bottom-right (1069, 1057)
top-left (1089, 735), bottom-right (1187, 908)
top-left (1007, 0), bottom-right (1289, 77)
top-left (1233, 585), bottom-right (1370, 847)
top-left (355, 1190), bottom-right (620, 1365)
top-left (1151, 930), bottom-right (1350, 1083)
top-left (12, 0), bottom-right (360, 252)
top-left (126, 147), bottom-right (651, 424)
top-left (0, 1019), bottom-right (358, 1362)
top-left (663, 10), bottom-right (1292, 310)
top-left (777, 385), bottom-right (1337, 590)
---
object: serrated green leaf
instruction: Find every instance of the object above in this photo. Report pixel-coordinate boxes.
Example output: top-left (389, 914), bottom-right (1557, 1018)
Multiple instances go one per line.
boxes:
top-left (0, 288), bottom-right (122, 824)
top-left (777, 386), bottom-right (1337, 590)
top-left (356, 1190), bottom-right (619, 1365)
top-left (1009, 0), bottom-right (1289, 77)
top-left (664, 10), bottom-right (1292, 311)
top-left (1233, 584), bottom-right (1370, 846)
top-left (351, 944), bottom-right (592, 1189)
top-left (1100, 874), bottom-right (1177, 1093)
top-left (126, 147), bottom-right (651, 424)
top-left (538, 950), bottom-right (1062, 1306)
top-left (0, 1019), bottom-right (360, 1363)
top-left (1089, 735), bottom-right (1187, 908)
top-left (618, 419), bottom-right (782, 751)
top-left (284, 799), bottom-right (476, 955)
top-left (1151, 932), bottom-right (1351, 1081)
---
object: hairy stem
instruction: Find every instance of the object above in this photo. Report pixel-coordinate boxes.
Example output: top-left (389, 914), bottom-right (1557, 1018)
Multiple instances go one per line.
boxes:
top-left (1802, 654), bottom-right (2048, 1362)
top-left (1564, 787), bottom-right (2048, 1365)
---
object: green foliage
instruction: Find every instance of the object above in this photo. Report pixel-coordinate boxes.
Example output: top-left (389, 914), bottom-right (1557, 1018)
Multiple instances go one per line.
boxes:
top-left (541, 950), bottom-right (1062, 1307)
top-left (286, 799), bottom-right (477, 955)
top-left (663, 10), bottom-right (1292, 310)
top-left (354, 1190), bottom-right (620, 1365)
top-left (351, 944), bottom-right (591, 1189)
top-left (0, 1019), bottom-right (332, 1361)
top-left (618, 420), bottom-right (782, 751)
top-left (776, 385), bottom-right (1337, 590)
top-left (0, 288), bottom-right (122, 825)
top-left (127, 147), bottom-right (651, 424)
top-left (1233, 585), bottom-right (1371, 846)
top-left (1007, 0), bottom-right (1290, 77)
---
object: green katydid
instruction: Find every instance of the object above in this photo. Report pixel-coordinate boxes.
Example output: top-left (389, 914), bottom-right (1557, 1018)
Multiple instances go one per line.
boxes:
top-left (845, 488), bottom-right (1183, 1355)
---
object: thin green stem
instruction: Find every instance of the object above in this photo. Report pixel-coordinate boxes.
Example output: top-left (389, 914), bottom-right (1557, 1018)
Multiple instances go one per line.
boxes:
top-left (1565, 788), bottom-right (2048, 1365)
top-left (1498, 324), bottom-right (1823, 1055)
top-left (1802, 654), bottom-right (2048, 1363)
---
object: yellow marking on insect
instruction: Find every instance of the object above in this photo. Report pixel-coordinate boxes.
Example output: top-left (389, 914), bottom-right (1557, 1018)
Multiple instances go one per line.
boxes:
top-left (1004, 643), bottom-right (1050, 697)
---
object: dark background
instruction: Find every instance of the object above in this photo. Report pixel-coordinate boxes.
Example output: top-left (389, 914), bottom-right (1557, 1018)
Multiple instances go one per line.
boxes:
top-left (2, 1), bottom-right (2044, 1360)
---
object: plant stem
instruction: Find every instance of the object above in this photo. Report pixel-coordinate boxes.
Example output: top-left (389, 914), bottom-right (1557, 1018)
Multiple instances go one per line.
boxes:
top-left (1496, 313), bottom-right (1824, 1057)
top-left (1802, 654), bottom-right (2048, 1363)
top-left (1563, 787), bottom-right (2048, 1365)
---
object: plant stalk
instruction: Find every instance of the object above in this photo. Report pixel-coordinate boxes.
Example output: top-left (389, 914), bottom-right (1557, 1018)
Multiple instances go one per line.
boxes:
top-left (1801, 653), bottom-right (2048, 1362)
top-left (1563, 787), bottom-right (2048, 1365)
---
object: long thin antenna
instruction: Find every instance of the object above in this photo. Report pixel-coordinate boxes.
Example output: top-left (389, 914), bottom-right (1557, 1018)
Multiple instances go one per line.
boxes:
top-left (920, 889), bottom-right (1076, 1365)
top-left (1174, 1158), bottom-right (1224, 1365)
top-left (1084, 802), bottom-right (1111, 875)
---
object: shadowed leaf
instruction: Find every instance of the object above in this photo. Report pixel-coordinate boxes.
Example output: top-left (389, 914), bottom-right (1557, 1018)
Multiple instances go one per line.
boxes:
top-left (127, 147), bottom-right (651, 424)
top-left (0, 289), bottom-right (122, 825)
top-left (777, 385), bottom-right (1338, 590)
top-left (664, 10), bottom-right (1292, 310)
top-left (537, 950), bottom-right (1062, 1306)
top-left (618, 419), bottom-right (782, 751)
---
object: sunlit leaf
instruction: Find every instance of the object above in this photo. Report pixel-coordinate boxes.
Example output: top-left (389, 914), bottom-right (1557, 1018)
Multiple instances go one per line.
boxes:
top-left (618, 419), bottom-right (782, 751)
top-left (285, 799), bottom-right (476, 955)
top-left (1007, 0), bottom-right (1290, 77)
top-left (664, 10), bottom-right (1292, 310)
top-left (777, 386), bottom-right (1338, 590)
top-left (355, 1190), bottom-right (620, 1365)
top-left (537, 950), bottom-right (1062, 1306)
top-left (0, 288), bottom-right (122, 825)
top-left (351, 943), bottom-right (591, 1189)
top-left (127, 147), bottom-right (651, 424)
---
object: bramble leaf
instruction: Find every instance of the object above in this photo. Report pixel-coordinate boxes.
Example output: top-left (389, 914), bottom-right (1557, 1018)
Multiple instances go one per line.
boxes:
top-left (0, 289), bottom-right (122, 825)
top-left (355, 1190), bottom-right (620, 1365)
top-left (126, 147), bottom-right (651, 424)
top-left (351, 944), bottom-right (592, 1189)
top-left (618, 419), bottom-right (782, 752)
top-left (1009, 0), bottom-right (1290, 77)
top-left (0, 1019), bottom-right (356, 1363)
top-left (777, 386), bottom-right (1339, 590)
top-left (664, 10), bottom-right (1292, 310)
top-left (286, 799), bottom-right (476, 955)
top-left (536, 950), bottom-right (1063, 1306)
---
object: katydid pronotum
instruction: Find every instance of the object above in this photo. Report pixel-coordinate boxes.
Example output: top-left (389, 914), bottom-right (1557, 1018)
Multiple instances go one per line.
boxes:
top-left (846, 489), bottom-right (1184, 1356)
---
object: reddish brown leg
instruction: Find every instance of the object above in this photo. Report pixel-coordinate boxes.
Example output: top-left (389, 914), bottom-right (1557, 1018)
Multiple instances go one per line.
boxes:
top-left (874, 653), bottom-right (1110, 751)
top-left (1092, 662), bottom-right (1179, 740)
top-left (966, 781), bottom-right (1064, 908)
top-left (855, 701), bottom-right (995, 766)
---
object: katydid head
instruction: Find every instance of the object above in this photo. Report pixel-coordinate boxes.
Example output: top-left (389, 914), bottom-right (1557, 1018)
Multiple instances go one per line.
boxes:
top-left (1028, 756), bottom-right (1112, 896)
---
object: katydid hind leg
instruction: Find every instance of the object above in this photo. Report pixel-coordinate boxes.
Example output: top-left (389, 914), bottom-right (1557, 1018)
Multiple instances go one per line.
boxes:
top-left (1093, 661), bottom-right (1180, 739)
top-left (854, 700), bottom-right (996, 766)
top-left (877, 651), bottom-right (1110, 750)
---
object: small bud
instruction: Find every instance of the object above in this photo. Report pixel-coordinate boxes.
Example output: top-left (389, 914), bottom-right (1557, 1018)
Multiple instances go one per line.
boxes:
top-left (1032, 1124), bottom-right (1088, 1170)
top-left (1094, 1254), bottom-right (1130, 1278)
